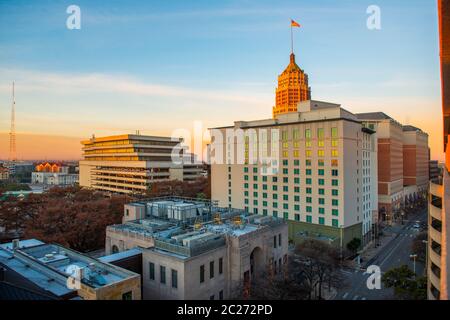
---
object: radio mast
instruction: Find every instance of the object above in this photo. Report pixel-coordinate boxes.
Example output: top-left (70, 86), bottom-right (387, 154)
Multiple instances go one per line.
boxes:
top-left (9, 81), bottom-right (16, 162)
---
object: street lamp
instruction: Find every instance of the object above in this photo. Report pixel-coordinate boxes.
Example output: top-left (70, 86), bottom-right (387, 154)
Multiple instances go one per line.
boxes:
top-left (410, 254), bottom-right (418, 279)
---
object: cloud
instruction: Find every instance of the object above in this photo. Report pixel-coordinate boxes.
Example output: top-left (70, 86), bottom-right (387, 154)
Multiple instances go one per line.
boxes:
top-left (0, 68), bottom-right (270, 105)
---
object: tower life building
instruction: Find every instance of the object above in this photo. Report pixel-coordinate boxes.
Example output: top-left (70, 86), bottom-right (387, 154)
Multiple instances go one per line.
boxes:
top-left (272, 53), bottom-right (311, 118)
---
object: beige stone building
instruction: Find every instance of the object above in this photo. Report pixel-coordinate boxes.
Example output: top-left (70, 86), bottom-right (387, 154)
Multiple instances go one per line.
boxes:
top-left (427, 0), bottom-right (450, 300)
top-left (0, 239), bottom-right (141, 300)
top-left (105, 197), bottom-right (288, 300)
top-left (210, 100), bottom-right (378, 249)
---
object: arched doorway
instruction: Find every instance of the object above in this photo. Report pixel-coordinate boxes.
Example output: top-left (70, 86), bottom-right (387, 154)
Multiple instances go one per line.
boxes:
top-left (250, 247), bottom-right (264, 280)
top-left (111, 245), bottom-right (119, 254)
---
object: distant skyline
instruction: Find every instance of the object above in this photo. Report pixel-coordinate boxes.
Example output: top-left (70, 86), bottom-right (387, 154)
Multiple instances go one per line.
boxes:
top-left (0, 0), bottom-right (443, 161)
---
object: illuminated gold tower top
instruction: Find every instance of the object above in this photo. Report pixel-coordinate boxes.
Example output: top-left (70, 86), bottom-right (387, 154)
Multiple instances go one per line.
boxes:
top-left (272, 53), bottom-right (311, 118)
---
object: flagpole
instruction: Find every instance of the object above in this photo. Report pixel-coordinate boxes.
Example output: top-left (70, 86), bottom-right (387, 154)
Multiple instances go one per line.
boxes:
top-left (291, 24), bottom-right (293, 54)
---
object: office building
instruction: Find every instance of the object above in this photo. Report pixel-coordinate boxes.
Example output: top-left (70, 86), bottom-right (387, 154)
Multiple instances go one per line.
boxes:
top-left (79, 134), bottom-right (202, 194)
top-left (430, 160), bottom-right (441, 181)
top-left (0, 166), bottom-right (9, 181)
top-left (428, 0), bottom-right (450, 300)
top-left (105, 197), bottom-right (288, 299)
top-left (210, 100), bottom-right (378, 249)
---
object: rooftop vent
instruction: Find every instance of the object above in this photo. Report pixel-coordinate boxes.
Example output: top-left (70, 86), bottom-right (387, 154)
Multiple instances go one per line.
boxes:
top-left (12, 239), bottom-right (19, 250)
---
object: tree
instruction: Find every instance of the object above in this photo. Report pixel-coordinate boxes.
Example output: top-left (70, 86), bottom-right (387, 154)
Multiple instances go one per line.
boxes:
top-left (232, 259), bottom-right (310, 300)
top-left (346, 238), bottom-right (361, 254)
top-left (0, 186), bottom-right (130, 252)
top-left (382, 265), bottom-right (427, 300)
top-left (411, 232), bottom-right (427, 262)
top-left (295, 239), bottom-right (344, 300)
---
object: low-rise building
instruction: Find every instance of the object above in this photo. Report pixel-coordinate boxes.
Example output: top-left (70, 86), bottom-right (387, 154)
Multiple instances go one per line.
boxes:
top-left (0, 166), bottom-right (9, 181)
top-left (105, 197), bottom-right (288, 300)
top-left (31, 172), bottom-right (78, 186)
top-left (0, 239), bottom-right (141, 300)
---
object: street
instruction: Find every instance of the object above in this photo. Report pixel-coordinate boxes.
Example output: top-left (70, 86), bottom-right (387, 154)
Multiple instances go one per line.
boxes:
top-left (335, 208), bottom-right (428, 300)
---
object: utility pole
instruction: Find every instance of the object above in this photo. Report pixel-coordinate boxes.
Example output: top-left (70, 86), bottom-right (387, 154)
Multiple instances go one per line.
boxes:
top-left (410, 254), bottom-right (417, 279)
top-left (9, 81), bottom-right (17, 162)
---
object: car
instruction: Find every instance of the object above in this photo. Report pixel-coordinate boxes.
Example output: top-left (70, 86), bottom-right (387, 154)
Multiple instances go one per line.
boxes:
top-left (412, 223), bottom-right (421, 229)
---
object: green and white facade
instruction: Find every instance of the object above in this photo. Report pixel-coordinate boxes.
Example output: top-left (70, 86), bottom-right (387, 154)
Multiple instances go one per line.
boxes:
top-left (210, 100), bottom-right (378, 249)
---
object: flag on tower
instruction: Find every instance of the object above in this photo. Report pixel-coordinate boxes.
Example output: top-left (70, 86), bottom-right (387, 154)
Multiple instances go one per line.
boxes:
top-left (291, 19), bottom-right (301, 28)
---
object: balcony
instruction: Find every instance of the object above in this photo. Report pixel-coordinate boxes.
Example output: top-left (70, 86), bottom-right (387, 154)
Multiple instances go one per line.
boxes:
top-left (429, 226), bottom-right (442, 244)
top-left (430, 203), bottom-right (442, 220)
top-left (429, 246), bottom-right (441, 268)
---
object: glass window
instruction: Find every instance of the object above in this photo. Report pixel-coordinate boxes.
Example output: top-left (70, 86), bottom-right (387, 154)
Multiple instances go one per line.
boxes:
top-left (332, 199), bottom-right (339, 206)
top-left (319, 217), bottom-right (325, 225)
top-left (219, 258), bottom-right (223, 274)
top-left (332, 189), bottom-right (339, 196)
top-left (283, 212), bottom-right (289, 220)
top-left (319, 207), bottom-right (325, 214)
top-left (295, 214), bottom-right (300, 221)
top-left (332, 219), bottom-right (339, 227)
top-left (200, 265), bottom-right (205, 283)
top-left (210, 261), bottom-right (214, 279)
top-left (306, 178), bottom-right (312, 185)
top-left (171, 269), bottom-right (178, 288)
top-left (160, 266), bottom-right (166, 284)
top-left (306, 187), bottom-right (312, 194)
top-left (149, 262), bottom-right (155, 280)
top-left (306, 215), bottom-right (312, 223)
top-left (319, 188), bottom-right (325, 195)
top-left (332, 209), bottom-right (339, 216)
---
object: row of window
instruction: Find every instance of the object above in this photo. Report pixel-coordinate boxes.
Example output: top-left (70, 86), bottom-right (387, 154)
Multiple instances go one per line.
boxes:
top-left (244, 178), bottom-right (339, 189)
top-left (200, 258), bottom-right (224, 283)
top-left (149, 263), bottom-right (178, 289)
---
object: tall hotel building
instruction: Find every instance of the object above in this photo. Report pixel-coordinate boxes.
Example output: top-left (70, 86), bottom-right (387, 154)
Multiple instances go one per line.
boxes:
top-left (428, 0), bottom-right (450, 300)
top-left (79, 134), bottom-right (202, 194)
top-left (210, 54), bottom-right (377, 248)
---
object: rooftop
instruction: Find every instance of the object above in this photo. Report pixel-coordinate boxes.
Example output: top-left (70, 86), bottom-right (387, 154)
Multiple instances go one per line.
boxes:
top-left (355, 112), bottom-right (393, 120)
top-left (0, 239), bottom-right (139, 298)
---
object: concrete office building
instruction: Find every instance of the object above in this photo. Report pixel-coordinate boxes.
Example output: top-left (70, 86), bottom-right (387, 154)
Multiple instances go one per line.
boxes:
top-left (357, 113), bottom-right (405, 222)
top-left (210, 100), bottom-right (378, 249)
top-left (428, 0), bottom-right (450, 300)
top-left (105, 197), bottom-right (288, 300)
top-left (79, 134), bottom-right (203, 194)
top-left (0, 239), bottom-right (141, 300)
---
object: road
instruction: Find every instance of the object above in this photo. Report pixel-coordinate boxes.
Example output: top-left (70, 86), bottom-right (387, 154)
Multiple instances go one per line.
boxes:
top-left (335, 208), bottom-right (428, 300)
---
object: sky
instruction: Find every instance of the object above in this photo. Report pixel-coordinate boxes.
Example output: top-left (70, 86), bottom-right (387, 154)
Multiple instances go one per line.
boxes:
top-left (0, 0), bottom-right (443, 161)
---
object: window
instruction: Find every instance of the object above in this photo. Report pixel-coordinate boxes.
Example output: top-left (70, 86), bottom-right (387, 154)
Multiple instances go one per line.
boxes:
top-left (294, 168), bottom-right (300, 175)
top-left (283, 212), bottom-right (289, 220)
top-left (283, 194), bottom-right (289, 201)
top-left (319, 188), bottom-right (325, 195)
top-left (318, 179), bottom-right (325, 186)
top-left (293, 150), bottom-right (299, 157)
top-left (283, 168), bottom-right (288, 175)
top-left (274, 236), bottom-right (277, 248)
top-left (332, 169), bottom-right (339, 176)
top-left (273, 211), bottom-right (278, 218)
top-left (295, 214), bottom-right (300, 221)
top-left (293, 128), bottom-right (300, 140)
top-left (331, 159), bottom-right (339, 167)
top-left (273, 177), bottom-right (278, 183)
top-left (200, 265), bottom-right (205, 283)
top-left (318, 150), bottom-right (325, 157)
top-left (283, 204), bottom-right (289, 210)
top-left (263, 184), bottom-right (268, 190)
top-left (317, 128), bottom-right (324, 147)
top-left (244, 183), bottom-right (249, 189)
top-left (306, 197), bottom-right (312, 203)
top-left (160, 266), bottom-right (166, 284)
top-left (219, 258), bottom-right (223, 274)
top-left (253, 167), bottom-right (258, 173)
top-left (332, 180), bottom-right (339, 186)
top-left (318, 159), bottom-right (324, 167)
top-left (306, 215), bottom-right (312, 223)
top-left (306, 169), bottom-right (312, 175)
top-left (219, 290), bottom-right (224, 300)
top-left (294, 160), bottom-right (300, 166)
top-left (210, 295), bottom-right (215, 300)
top-left (283, 186), bottom-right (289, 192)
top-left (306, 206), bottom-right (312, 213)
top-left (263, 209), bottom-right (268, 215)
top-left (331, 128), bottom-right (338, 147)
top-left (278, 234), bottom-right (282, 246)
top-left (332, 199), bottom-right (339, 206)
top-left (171, 269), bottom-right (178, 288)
top-left (332, 219), bottom-right (339, 227)
top-left (273, 185), bottom-right (278, 191)
top-left (283, 159), bottom-right (289, 166)
top-left (332, 209), bottom-right (339, 216)
top-left (318, 169), bottom-right (324, 176)
top-left (331, 150), bottom-right (339, 157)
top-left (319, 198), bottom-right (325, 205)
top-left (122, 291), bottom-right (132, 300)
top-left (262, 176), bottom-right (267, 182)
top-left (319, 207), bottom-right (325, 214)
top-left (305, 129), bottom-right (312, 147)
top-left (319, 217), bottom-right (325, 225)
top-left (244, 175), bottom-right (249, 181)
top-left (244, 167), bottom-right (249, 173)
top-left (305, 150), bottom-right (312, 157)
top-left (253, 191), bottom-right (258, 197)
top-left (294, 177), bottom-right (300, 184)
top-left (210, 261), bottom-right (215, 279)
top-left (149, 262), bottom-right (155, 280)
top-left (306, 178), bottom-right (312, 185)
top-left (305, 159), bottom-right (312, 166)
top-left (294, 204), bottom-right (300, 211)
top-left (306, 187), bottom-right (312, 194)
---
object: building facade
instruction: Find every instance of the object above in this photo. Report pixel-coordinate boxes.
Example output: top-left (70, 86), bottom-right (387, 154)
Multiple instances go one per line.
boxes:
top-left (210, 100), bottom-right (378, 249)
top-left (79, 134), bottom-right (203, 194)
top-left (0, 166), bottom-right (9, 181)
top-left (428, 0), bottom-right (450, 301)
top-left (105, 197), bottom-right (288, 300)
top-left (0, 239), bottom-right (141, 300)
